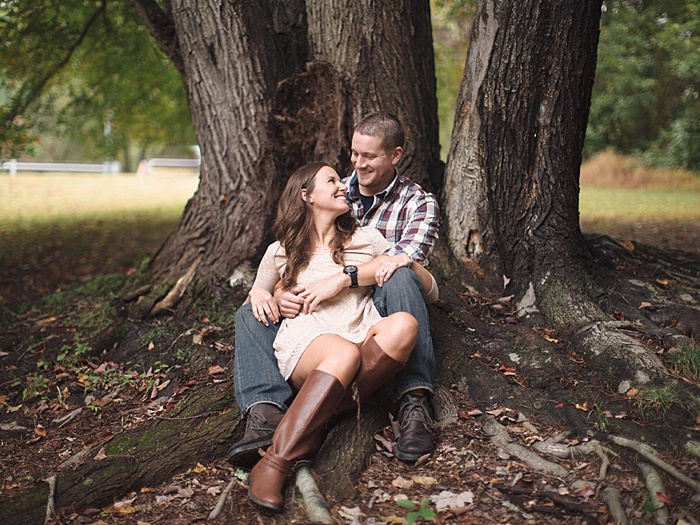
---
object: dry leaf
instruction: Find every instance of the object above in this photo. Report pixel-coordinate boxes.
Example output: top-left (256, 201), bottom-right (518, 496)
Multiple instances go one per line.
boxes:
top-left (193, 463), bottom-right (207, 473)
top-left (575, 402), bottom-right (589, 412)
top-left (94, 447), bottom-right (108, 461)
top-left (34, 425), bottom-right (47, 437)
top-left (429, 490), bottom-right (474, 511)
top-left (391, 476), bottom-right (413, 489)
top-left (626, 388), bottom-right (639, 398)
top-left (208, 365), bottom-right (225, 375)
top-left (412, 475), bottom-right (438, 486)
top-left (148, 341), bottom-right (155, 351)
top-left (640, 301), bottom-right (652, 308)
top-left (7, 404), bottom-right (22, 413)
top-left (656, 491), bottom-right (672, 505)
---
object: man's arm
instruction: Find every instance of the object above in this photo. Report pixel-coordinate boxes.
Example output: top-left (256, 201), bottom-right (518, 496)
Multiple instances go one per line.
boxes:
top-left (389, 193), bottom-right (440, 263)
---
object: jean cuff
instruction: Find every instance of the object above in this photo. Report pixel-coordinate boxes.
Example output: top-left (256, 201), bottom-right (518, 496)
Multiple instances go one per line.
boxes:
top-left (245, 400), bottom-right (289, 416)
top-left (393, 383), bottom-right (435, 402)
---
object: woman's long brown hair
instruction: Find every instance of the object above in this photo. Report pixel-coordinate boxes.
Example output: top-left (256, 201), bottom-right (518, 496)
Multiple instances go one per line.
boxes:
top-left (273, 162), bottom-right (357, 289)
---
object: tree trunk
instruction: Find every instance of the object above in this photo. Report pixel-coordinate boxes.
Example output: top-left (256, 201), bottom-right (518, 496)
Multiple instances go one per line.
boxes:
top-left (442, 0), bottom-right (603, 300)
top-left (134, 0), bottom-right (442, 287)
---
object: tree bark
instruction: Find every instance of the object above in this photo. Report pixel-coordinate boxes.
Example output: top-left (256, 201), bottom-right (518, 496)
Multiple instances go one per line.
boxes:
top-left (442, 0), bottom-right (603, 299)
top-left (133, 0), bottom-right (442, 287)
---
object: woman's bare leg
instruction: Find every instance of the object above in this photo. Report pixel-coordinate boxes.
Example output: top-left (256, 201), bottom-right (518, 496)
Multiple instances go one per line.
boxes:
top-left (364, 312), bottom-right (418, 364)
top-left (289, 334), bottom-right (361, 390)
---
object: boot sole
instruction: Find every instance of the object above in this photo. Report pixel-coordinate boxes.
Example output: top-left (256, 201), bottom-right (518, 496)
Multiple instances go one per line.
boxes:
top-left (394, 445), bottom-right (432, 462)
top-left (227, 437), bottom-right (273, 468)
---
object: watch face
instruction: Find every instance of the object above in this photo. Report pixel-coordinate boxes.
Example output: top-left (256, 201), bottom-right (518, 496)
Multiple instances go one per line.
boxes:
top-left (345, 265), bottom-right (358, 274)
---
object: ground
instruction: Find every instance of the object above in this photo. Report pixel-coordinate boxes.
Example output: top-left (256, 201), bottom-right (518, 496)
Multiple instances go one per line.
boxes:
top-left (0, 216), bottom-right (698, 525)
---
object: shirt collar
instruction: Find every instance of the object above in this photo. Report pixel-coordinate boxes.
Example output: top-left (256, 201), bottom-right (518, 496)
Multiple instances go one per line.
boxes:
top-left (346, 169), bottom-right (399, 201)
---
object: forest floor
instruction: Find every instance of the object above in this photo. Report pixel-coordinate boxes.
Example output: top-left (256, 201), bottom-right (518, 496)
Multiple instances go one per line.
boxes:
top-left (1, 209), bottom-right (699, 524)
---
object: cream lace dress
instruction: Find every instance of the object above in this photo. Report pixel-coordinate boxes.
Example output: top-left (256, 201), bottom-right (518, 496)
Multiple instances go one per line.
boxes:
top-left (252, 226), bottom-right (390, 380)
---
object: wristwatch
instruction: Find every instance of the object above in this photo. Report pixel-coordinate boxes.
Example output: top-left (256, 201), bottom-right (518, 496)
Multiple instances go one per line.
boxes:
top-left (343, 265), bottom-right (358, 288)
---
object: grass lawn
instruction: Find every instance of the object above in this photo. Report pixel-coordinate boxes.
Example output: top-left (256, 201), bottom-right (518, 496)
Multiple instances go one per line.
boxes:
top-left (0, 158), bottom-right (697, 304)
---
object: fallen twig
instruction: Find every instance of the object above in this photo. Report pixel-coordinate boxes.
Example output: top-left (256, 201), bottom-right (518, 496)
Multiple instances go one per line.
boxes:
top-left (52, 407), bottom-right (83, 428)
top-left (208, 478), bottom-right (236, 520)
top-left (606, 434), bottom-right (700, 497)
top-left (44, 476), bottom-right (56, 524)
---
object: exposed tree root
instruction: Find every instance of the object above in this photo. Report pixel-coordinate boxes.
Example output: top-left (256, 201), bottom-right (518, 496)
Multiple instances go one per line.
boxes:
top-left (296, 465), bottom-right (334, 524)
top-left (600, 486), bottom-right (628, 525)
top-left (148, 256), bottom-right (202, 317)
top-left (638, 461), bottom-right (670, 525)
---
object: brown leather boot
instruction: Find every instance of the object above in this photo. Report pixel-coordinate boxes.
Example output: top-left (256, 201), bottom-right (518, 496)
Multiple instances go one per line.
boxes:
top-left (334, 337), bottom-right (405, 415)
top-left (248, 369), bottom-right (346, 512)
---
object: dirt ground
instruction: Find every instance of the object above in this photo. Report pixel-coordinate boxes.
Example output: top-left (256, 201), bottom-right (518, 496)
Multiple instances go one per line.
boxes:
top-left (0, 217), bottom-right (698, 525)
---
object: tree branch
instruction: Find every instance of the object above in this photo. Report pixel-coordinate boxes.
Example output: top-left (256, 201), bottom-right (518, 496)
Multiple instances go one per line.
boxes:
top-left (129, 0), bottom-right (184, 75)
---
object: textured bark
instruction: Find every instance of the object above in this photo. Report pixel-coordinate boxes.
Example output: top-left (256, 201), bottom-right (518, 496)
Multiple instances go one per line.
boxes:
top-left (442, 0), bottom-right (603, 294)
top-left (132, 0), bottom-right (442, 286)
top-left (0, 384), bottom-right (240, 525)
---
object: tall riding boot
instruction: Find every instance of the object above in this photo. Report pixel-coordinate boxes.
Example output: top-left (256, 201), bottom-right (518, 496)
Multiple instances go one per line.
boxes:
top-left (334, 337), bottom-right (406, 415)
top-left (248, 369), bottom-right (345, 512)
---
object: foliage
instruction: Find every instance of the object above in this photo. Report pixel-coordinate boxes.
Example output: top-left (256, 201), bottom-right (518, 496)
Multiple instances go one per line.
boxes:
top-left (0, 0), bottom-right (194, 165)
top-left (587, 0), bottom-right (700, 172)
top-left (430, 0), bottom-right (476, 159)
top-left (396, 498), bottom-right (436, 524)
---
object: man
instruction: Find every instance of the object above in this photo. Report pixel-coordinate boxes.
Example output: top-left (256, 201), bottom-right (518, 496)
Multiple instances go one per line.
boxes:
top-left (230, 112), bottom-right (440, 465)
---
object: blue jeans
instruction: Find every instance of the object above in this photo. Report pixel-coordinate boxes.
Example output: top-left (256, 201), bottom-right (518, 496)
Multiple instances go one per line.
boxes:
top-left (233, 268), bottom-right (435, 415)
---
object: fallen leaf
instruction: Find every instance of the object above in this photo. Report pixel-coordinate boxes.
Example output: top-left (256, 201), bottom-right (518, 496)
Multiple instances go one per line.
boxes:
top-left (7, 404), bottom-right (22, 413)
top-left (94, 447), bottom-right (108, 461)
top-left (148, 341), bottom-right (155, 351)
top-left (412, 475), bottom-right (438, 486)
top-left (391, 476), bottom-right (413, 489)
top-left (208, 365), bottom-right (225, 375)
top-left (34, 425), bottom-right (47, 437)
top-left (640, 301), bottom-right (652, 308)
top-left (575, 402), bottom-right (589, 412)
top-left (626, 388), bottom-right (639, 398)
top-left (193, 463), bottom-right (207, 473)
top-left (554, 402), bottom-right (565, 409)
top-left (207, 486), bottom-right (222, 495)
top-left (656, 491), bottom-right (672, 505)
top-left (430, 490), bottom-right (474, 511)
top-left (192, 334), bottom-right (203, 345)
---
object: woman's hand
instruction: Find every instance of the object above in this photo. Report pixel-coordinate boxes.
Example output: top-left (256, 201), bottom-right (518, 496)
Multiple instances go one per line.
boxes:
top-left (275, 285), bottom-right (306, 319)
top-left (301, 274), bottom-right (345, 314)
top-left (249, 288), bottom-right (280, 326)
top-left (374, 253), bottom-right (412, 287)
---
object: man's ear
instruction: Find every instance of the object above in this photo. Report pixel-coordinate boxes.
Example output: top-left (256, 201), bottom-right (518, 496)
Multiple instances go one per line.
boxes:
top-left (391, 146), bottom-right (403, 166)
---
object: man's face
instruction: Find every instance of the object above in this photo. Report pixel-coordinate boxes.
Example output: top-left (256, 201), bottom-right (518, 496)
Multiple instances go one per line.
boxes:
top-left (350, 132), bottom-right (402, 196)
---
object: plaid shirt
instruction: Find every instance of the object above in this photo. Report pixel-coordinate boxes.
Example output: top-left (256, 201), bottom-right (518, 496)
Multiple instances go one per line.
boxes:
top-left (343, 171), bottom-right (440, 263)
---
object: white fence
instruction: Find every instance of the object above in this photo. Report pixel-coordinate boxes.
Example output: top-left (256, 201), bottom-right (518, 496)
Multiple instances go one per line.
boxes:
top-left (1, 160), bottom-right (121, 176)
top-left (1, 157), bottom-right (201, 176)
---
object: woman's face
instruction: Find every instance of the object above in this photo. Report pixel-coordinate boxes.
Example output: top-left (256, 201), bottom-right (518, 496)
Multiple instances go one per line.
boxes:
top-left (305, 166), bottom-right (349, 216)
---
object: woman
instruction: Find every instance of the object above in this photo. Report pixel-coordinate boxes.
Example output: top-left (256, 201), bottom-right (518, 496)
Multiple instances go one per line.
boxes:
top-left (246, 162), bottom-right (436, 512)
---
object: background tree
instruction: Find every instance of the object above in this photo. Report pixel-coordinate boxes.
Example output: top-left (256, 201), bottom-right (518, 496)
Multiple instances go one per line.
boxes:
top-left (585, 0), bottom-right (700, 171)
top-left (0, 0), bottom-right (194, 167)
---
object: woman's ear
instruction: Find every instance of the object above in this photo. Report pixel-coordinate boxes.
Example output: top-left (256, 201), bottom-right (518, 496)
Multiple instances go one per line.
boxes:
top-left (301, 189), bottom-right (308, 202)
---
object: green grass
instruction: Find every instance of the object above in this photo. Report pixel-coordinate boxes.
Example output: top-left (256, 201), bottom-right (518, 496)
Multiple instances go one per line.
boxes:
top-left (579, 187), bottom-right (700, 221)
top-left (0, 171), bottom-right (198, 230)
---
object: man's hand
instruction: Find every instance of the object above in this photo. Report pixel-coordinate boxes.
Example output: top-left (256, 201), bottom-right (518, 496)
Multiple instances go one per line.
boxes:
top-left (300, 274), bottom-right (345, 314)
top-left (248, 288), bottom-right (280, 326)
top-left (276, 285), bottom-right (305, 319)
top-left (374, 253), bottom-right (412, 287)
